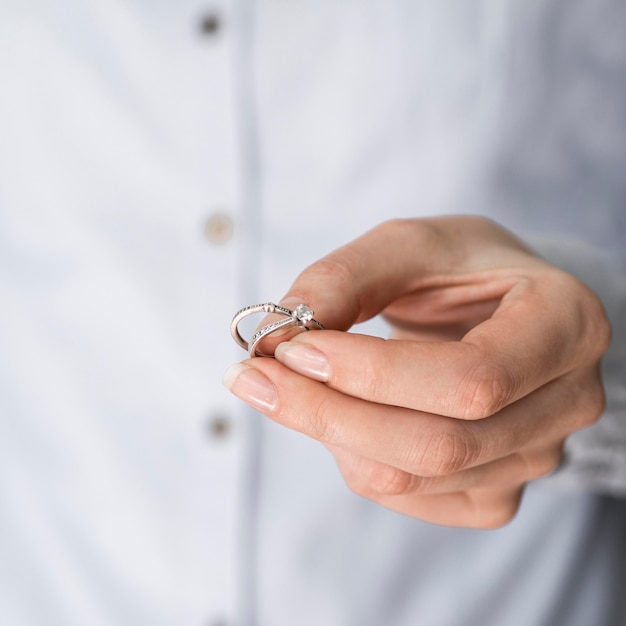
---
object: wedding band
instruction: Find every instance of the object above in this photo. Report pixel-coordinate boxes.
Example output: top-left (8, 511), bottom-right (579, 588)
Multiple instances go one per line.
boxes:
top-left (230, 302), bottom-right (325, 357)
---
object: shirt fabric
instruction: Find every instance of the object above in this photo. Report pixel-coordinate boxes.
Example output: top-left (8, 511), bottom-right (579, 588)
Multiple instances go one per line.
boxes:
top-left (1, 1), bottom-right (625, 625)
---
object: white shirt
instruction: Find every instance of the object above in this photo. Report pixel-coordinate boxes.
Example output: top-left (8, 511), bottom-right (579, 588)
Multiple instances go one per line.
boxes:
top-left (1, 1), bottom-right (625, 625)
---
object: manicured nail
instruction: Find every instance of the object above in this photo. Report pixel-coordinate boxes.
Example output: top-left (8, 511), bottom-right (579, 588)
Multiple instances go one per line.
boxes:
top-left (274, 341), bottom-right (330, 382)
top-left (222, 364), bottom-right (278, 413)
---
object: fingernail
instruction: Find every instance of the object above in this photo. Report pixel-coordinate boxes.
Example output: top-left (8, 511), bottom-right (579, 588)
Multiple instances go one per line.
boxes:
top-left (222, 364), bottom-right (278, 413)
top-left (274, 341), bottom-right (330, 382)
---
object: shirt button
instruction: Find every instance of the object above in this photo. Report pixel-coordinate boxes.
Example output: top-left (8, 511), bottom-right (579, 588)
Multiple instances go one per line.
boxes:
top-left (199, 12), bottom-right (222, 37)
top-left (207, 414), bottom-right (232, 440)
top-left (204, 212), bottom-right (234, 245)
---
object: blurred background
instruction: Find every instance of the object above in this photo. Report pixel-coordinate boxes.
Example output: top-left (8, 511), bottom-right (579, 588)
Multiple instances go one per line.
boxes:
top-left (1, 2), bottom-right (625, 625)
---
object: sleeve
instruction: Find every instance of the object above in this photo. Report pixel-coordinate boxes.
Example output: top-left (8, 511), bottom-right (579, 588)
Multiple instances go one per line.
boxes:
top-left (530, 238), bottom-right (626, 496)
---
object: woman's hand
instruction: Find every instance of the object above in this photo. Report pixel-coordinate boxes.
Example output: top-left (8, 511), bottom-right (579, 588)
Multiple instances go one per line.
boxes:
top-left (224, 217), bottom-right (611, 528)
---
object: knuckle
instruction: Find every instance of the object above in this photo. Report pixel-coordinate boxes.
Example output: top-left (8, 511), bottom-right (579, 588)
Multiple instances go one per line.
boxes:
top-left (483, 501), bottom-right (521, 529)
top-left (472, 489), bottom-right (523, 529)
top-left (376, 218), bottom-right (412, 235)
top-left (308, 254), bottom-right (356, 286)
top-left (340, 462), bottom-right (414, 500)
top-left (338, 449), bottom-right (419, 497)
top-left (523, 450), bottom-right (562, 480)
top-left (536, 454), bottom-right (561, 479)
top-left (403, 474), bottom-right (439, 496)
top-left (376, 218), bottom-right (446, 252)
top-left (342, 472), bottom-right (371, 499)
top-left (377, 218), bottom-right (424, 236)
top-left (460, 358), bottom-right (517, 419)
top-left (570, 372), bottom-right (606, 429)
top-left (414, 427), bottom-right (480, 477)
top-left (304, 397), bottom-right (340, 444)
top-left (368, 465), bottom-right (416, 496)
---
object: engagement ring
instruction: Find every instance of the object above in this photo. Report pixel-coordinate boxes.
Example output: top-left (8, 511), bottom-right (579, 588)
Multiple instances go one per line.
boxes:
top-left (230, 302), bottom-right (325, 357)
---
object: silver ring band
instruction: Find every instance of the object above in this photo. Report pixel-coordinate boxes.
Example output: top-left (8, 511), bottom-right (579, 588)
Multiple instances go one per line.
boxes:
top-left (230, 302), bottom-right (325, 357)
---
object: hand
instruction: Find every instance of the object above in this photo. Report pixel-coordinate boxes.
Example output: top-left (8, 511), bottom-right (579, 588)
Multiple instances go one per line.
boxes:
top-left (223, 217), bottom-right (611, 528)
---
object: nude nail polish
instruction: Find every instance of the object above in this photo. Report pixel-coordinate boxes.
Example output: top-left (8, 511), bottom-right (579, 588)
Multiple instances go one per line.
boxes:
top-left (274, 341), bottom-right (330, 382)
top-left (222, 364), bottom-right (278, 413)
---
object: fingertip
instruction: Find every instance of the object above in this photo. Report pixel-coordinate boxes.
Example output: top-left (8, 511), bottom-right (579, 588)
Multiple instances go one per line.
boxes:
top-left (222, 362), bottom-right (248, 390)
top-left (222, 362), bottom-right (279, 413)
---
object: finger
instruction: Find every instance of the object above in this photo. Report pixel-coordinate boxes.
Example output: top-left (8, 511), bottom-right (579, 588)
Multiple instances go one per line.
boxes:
top-left (370, 485), bottom-right (526, 528)
top-left (328, 444), bottom-right (562, 497)
top-left (223, 358), bottom-right (603, 476)
top-left (331, 447), bottom-right (531, 528)
top-left (275, 284), bottom-right (608, 420)
top-left (276, 217), bottom-right (537, 331)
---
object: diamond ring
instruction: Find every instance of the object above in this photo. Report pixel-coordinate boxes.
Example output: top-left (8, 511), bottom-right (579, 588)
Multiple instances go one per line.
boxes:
top-left (230, 302), bottom-right (325, 357)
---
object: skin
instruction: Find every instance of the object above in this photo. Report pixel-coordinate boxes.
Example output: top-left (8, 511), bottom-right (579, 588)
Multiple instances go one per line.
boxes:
top-left (223, 216), bottom-right (611, 528)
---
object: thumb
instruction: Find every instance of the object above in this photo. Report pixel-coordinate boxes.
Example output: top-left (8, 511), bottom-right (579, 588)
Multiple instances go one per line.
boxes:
top-left (278, 217), bottom-right (535, 331)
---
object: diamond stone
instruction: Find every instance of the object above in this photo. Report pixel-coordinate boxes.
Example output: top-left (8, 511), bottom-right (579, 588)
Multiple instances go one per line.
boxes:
top-left (294, 304), bottom-right (314, 323)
